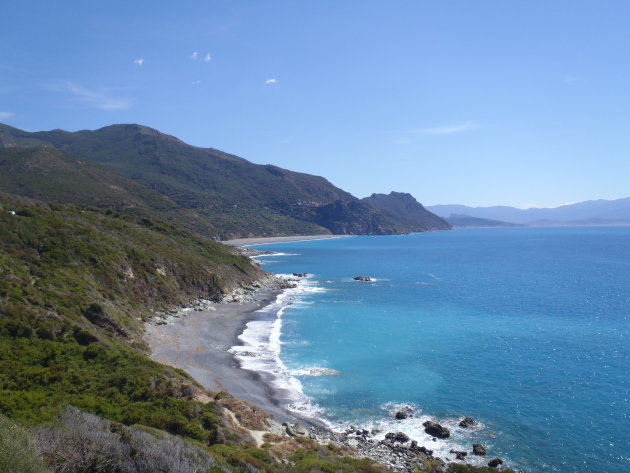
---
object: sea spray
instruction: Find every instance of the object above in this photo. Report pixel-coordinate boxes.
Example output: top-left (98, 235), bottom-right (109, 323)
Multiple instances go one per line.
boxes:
top-left (229, 274), bottom-right (330, 422)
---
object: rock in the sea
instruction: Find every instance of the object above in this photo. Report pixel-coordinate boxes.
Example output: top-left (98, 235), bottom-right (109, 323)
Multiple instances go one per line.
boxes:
top-left (292, 273), bottom-right (308, 277)
top-left (353, 276), bottom-right (373, 282)
top-left (385, 431), bottom-right (410, 443)
top-left (472, 443), bottom-right (487, 456)
top-left (395, 411), bottom-right (409, 420)
top-left (450, 449), bottom-right (468, 460)
top-left (423, 421), bottom-right (450, 439)
top-left (488, 458), bottom-right (503, 468)
top-left (459, 416), bottom-right (477, 428)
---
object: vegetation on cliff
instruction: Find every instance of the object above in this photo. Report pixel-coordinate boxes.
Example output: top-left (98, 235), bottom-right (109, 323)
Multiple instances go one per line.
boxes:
top-left (0, 124), bottom-right (445, 239)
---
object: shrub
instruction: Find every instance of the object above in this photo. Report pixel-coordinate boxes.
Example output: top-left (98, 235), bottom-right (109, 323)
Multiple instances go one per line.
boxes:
top-left (0, 413), bottom-right (47, 473)
top-left (35, 407), bottom-right (231, 473)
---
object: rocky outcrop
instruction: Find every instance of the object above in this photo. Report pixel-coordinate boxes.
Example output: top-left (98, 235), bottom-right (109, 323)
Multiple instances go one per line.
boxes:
top-left (362, 192), bottom-right (452, 232)
top-left (423, 421), bottom-right (450, 439)
top-left (450, 449), bottom-right (468, 460)
top-left (385, 432), bottom-right (410, 443)
top-left (395, 411), bottom-right (408, 420)
top-left (472, 443), bottom-right (487, 456)
top-left (488, 458), bottom-right (503, 468)
top-left (459, 416), bottom-right (477, 428)
top-left (353, 276), bottom-right (373, 282)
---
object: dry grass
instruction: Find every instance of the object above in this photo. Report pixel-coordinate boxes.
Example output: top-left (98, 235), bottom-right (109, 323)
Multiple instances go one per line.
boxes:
top-left (218, 397), bottom-right (271, 431)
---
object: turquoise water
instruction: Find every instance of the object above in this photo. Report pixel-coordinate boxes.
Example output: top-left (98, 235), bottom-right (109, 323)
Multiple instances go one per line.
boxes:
top-left (249, 228), bottom-right (630, 473)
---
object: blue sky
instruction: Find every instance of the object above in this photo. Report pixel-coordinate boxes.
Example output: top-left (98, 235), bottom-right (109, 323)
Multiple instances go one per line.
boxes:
top-left (2, 1), bottom-right (630, 208)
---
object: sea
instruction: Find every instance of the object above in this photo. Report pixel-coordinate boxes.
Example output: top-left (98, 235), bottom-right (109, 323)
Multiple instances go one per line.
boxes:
top-left (230, 228), bottom-right (630, 473)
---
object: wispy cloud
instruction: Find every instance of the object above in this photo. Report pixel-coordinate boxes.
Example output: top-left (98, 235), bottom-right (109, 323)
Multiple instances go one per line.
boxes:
top-left (0, 111), bottom-right (14, 120)
top-left (564, 75), bottom-right (580, 83)
top-left (190, 51), bottom-right (199, 60)
top-left (191, 80), bottom-right (202, 85)
top-left (134, 58), bottom-right (144, 66)
top-left (203, 53), bottom-right (212, 62)
top-left (412, 122), bottom-right (477, 136)
top-left (65, 83), bottom-right (129, 111)
top-left (265, 78), bottom-right (277, 84)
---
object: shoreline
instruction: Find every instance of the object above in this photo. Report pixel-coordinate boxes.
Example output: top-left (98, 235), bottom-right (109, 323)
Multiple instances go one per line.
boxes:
top-left (223, 234), bottom-right (352, 247)
top-left (145, 276), bottom-right (325, 426)
top-left (145, 247), bottom-right (515, 472)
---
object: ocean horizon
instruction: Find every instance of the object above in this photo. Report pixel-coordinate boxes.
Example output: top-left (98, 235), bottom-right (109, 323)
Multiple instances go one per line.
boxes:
top-left (233, 227), bottom-right (630, 473)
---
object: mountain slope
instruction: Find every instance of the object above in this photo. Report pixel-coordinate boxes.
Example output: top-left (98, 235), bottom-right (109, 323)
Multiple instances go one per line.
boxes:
top-left (362, 192), bottom-right (451, 232)
top-left (0, 146), bottom-right (219, 238)
top-left (428, 198), bottom-right (630, 225)
top-left (0, 123), bottom-right (404, 238)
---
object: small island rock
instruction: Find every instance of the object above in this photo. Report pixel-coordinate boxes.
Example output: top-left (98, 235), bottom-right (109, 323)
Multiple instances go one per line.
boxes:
top-left (353, 276), bottom-right (373, 282)
top-left (395, 411), bottom-right (409, 420)
top-left (459, 416), bottom-right (477, 428)
top-left (488, 458), bottom-right (503, 468)
top-left (423, 421), bottom-right (450, 439)
top-left (472, 443), bottom-right (487, 456)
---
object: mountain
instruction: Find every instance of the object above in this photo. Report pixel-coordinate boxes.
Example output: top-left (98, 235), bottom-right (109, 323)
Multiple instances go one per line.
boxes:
top-left (0, 146), bottom-right (218, 238)
top-left (445, 214), bottom-right (523, 228)
top-left (0, 123), bottom-right (409, 238)
top-left (361, 192), bottom-right (451, 232)
top-left (428, 198), bottom-right (630, 226)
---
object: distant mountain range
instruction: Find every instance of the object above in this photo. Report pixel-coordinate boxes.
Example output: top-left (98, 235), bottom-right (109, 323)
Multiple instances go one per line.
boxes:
top-left (428, 199), bottom-right (630, 227)
top-left (0, 123), bottom-right (449, 238)
top-left (444, 214), bottom-right (523, 228)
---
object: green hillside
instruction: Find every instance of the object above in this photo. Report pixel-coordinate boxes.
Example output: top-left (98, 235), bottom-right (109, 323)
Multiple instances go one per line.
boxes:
top-left (0, 146), bottom-right (218, 238)
top-left (0, 124), bottom-right (402, 238)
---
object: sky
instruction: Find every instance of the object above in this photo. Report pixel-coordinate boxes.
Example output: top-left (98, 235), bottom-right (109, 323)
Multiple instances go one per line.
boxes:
top-left (2, 0), bottom-right (630, 208)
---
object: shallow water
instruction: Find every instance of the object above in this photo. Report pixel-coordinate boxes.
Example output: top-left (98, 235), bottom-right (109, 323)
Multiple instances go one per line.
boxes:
top-left (243, 228), bottom-right (630, 473)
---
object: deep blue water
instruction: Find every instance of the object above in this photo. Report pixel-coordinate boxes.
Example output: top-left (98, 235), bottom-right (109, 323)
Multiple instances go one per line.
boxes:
top-left (250, 228), bottom-right (630, 473)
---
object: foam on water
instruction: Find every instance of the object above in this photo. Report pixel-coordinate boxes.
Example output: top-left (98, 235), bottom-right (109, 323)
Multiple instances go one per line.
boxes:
top-left (229, 275), bottom-right (330, 421)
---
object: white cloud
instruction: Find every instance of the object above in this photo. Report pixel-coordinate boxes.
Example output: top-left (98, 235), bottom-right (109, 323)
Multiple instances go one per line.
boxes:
top-left (203, 53), bottom-right (212, 62)
top-left (412, 122), bottom-right (477, 135)
top-left (65, 83), bottom-right (129, 111)
top-left (265, 78), bottom-right (277, 84)
top-left (191, 80), bottom-right (202, 85)
top-left (134, 58), bottom-right (144, 66)
top-left (190, 51), bottom-right (199, 60)
top-left (0, 111), bottom-right (14, 120)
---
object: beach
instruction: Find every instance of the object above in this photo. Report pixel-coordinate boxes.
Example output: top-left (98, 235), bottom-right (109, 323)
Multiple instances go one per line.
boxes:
top-left (144, 279), bottom-right (321, 425)
top-left (223, 234), bottom-right (350, 247)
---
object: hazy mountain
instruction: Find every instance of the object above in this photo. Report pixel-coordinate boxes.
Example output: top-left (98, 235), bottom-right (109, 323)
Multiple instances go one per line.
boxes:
top-left (446, 214), bottom-right (523, 228)
top-left (0, 123), bottom-right (408, 238)
top-left (428, 198), bottom-right (630, 226)
top-left (362, 192), bottom-right (451, 232)
top-left (0, 146), bottom-right (218, 238)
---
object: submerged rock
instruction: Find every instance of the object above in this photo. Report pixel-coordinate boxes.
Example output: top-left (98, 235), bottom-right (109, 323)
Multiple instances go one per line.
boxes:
top-left (459, 416), bottom-right (477, 428)
top-left (423, 421), bottom-right (450, 439)
top-left (472, 443), bottom-right (487, 456)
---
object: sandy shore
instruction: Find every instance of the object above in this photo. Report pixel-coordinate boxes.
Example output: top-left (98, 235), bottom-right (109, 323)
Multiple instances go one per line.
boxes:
top-left (145, 285), bottom-right (316, 424)
top-left (223, 234), bottom-right (351, 247)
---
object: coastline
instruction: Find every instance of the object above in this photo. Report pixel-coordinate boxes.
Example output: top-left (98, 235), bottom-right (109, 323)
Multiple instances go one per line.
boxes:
top-left (223, 234), bottom-right (351, 247)
top-left (145, 276), bottom-right (324, 426)
top-left (145, 242), bottom-right (515, 472)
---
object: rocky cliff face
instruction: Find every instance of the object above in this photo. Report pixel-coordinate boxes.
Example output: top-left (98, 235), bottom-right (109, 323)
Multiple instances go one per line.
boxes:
top-left (362, 192), bottom-right (451, 232)
top-left (315, 199), bottom-right (402, 235)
